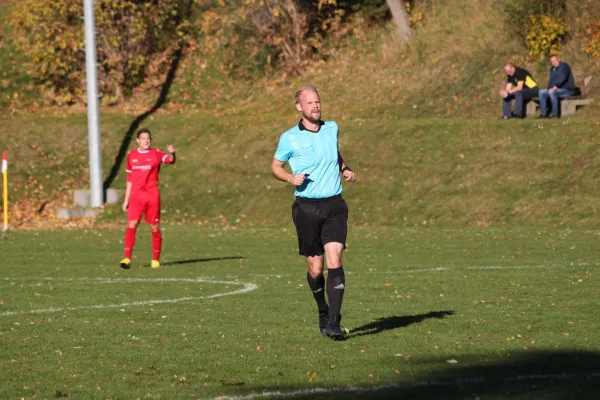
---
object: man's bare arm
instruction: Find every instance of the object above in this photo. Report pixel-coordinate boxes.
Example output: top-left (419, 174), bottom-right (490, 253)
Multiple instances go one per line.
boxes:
top-left (509, 81), bottom-right (524, 94)
top-left (122, 182), bottom-right (132, 212)
top-left (271, 158), bottom-right (307, 186)
top-left (500, 83), bottom-right (513, 98)
top-left (166, 144), bottom-right (176, 164)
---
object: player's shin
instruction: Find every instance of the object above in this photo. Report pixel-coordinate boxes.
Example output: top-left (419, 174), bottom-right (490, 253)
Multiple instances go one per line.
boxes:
top-left (307, 273), bottom-right (328, 312)
top-left (326, 267), bottom-right (345, 325)
top-left (152, 230), bottom-right (162, 261)
top-left (124, 227), bottom-right (137, 258)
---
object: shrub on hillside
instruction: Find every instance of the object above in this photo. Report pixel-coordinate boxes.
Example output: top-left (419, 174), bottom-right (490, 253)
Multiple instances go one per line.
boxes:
top-left (200, 0), bottom-right (346, 77)
top-left (201, 0), bottom-right (421, 78)
top-left (10, 0), bottom-right (193, 105)
top-left (526, 14), bottom-right (569, 57)
top-left (503, 0), bottom-right (569, 57)
top-left (581, 17), bottom-right (600, 57)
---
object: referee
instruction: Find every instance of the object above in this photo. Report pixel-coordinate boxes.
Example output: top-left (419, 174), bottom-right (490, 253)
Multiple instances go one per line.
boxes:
top-left (271, 85), bottom-right (357, 339)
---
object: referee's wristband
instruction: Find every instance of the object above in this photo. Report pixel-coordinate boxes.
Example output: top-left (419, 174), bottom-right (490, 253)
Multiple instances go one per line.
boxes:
top-left (341, 166), bottom-right (352, 173)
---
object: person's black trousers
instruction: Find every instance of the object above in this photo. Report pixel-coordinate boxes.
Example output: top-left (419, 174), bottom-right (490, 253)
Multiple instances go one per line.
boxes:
top-left (502, 88), bottom-right (539, 118)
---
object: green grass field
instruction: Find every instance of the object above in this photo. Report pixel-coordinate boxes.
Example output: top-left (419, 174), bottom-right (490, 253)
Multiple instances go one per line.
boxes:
top-left (2, 226), bottom-right (600, 399)
top-left (3, 1), bottom-right (600, 398)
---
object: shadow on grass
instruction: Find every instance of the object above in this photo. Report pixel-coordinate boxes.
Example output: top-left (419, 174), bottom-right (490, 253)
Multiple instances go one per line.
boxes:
top-left (162, 256), bottom-right (245, 266)
top-left (235, 350), bottom-right (600, 400)
top-left (102, 0), bottom-right (194, 192)
top-left (345, 310), bottom-right (455, 339)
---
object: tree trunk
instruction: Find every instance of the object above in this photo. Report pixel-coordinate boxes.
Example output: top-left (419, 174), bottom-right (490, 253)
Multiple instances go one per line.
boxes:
top-left (386, 0), bottom-right (411, 43)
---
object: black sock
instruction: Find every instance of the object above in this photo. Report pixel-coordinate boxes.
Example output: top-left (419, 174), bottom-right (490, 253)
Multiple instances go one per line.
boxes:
top-left (306, 273), bottom-right (328, 312)
top-left (326, 267), bottom-right (345, 324)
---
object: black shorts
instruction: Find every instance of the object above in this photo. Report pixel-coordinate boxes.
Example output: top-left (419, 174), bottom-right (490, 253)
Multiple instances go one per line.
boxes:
top-left (292, 194), bottom-right (348, 257)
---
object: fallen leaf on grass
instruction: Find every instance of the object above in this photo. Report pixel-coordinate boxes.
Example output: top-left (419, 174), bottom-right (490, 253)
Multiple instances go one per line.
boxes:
top-left (309, 372), bottom-right (317, 382)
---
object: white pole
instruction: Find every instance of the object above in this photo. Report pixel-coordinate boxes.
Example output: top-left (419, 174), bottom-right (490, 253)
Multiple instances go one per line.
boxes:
top-left (83, 0), bottom-right (103, 207)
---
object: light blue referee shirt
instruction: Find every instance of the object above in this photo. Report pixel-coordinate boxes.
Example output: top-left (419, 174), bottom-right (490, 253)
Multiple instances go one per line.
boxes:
top-left (274, 120), bottom-right (342, 199)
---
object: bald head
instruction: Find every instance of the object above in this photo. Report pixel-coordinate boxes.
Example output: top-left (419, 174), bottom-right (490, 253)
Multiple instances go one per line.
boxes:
top-left (295, 85), bottom-right (321, 124)
top-left (295, 86), bottom-right (319, 105)
top-left (504, 63), bottom-right (515, 76)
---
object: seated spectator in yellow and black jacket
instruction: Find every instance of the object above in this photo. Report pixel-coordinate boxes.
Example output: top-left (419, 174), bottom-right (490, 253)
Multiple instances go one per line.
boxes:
top-left (499, 63), bottom-right (539, 119)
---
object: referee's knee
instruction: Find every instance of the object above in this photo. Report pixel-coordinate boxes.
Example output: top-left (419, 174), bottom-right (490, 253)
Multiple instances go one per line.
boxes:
top-left (307, 258), bottom-right (324, 277)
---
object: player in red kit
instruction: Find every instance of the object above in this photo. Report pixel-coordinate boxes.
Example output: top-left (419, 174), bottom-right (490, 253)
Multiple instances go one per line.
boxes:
top-left (120, 128), bottom-right (176, 269)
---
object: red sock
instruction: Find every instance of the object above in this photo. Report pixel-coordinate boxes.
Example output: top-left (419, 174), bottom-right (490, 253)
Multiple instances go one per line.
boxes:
top-left (152, 230), bottom-right (162, 261)
top-left (124, 227), bottom-right (137, 258)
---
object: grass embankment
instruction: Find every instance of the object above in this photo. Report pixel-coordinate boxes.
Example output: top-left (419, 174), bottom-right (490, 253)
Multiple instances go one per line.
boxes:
top-left (1, 113), bottom-right (600, 228)
top-left (0, 0), bottom-right (599, 228)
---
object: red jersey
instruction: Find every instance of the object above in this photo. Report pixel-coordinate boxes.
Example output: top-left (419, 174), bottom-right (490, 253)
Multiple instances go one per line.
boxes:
top-left (126, 148), bottom-right (173, 193)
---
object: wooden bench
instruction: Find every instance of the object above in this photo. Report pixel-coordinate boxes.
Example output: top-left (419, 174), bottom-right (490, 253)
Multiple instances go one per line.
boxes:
top-left (526, 76), bottom-right (594, 117)
top-left (526, 96), bottom-right (593, 117)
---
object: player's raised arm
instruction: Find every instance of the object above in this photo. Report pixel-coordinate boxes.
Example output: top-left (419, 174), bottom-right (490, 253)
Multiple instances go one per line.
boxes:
top-left (165, 144), bottom-right (176, 164)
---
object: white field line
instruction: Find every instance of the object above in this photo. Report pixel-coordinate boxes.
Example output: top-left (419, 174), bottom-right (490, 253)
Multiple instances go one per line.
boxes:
top-left (0, 276), bottom-right (225, 288)
top-left (243, 263), bottom-right (593, 279)
top-left (0, 277), bottom-right (258, 317)
top-left (371, 263), bottom-right (593, 274)
top-left (2, 263), bottom-right (593, 287)
top-left (212, 372), bottom-right (600, 400)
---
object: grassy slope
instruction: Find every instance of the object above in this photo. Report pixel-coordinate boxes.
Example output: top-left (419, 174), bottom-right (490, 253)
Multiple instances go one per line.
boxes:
top-left (0, 0), bottom-right (599, 228)
top-left (2, 112), bottom-right (600, 228)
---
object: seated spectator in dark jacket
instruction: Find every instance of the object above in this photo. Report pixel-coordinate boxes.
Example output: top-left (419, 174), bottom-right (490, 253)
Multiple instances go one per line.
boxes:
top-left (499, 63), bottom-right (539, 119)
top-left (538, 55), bottom-right (575, 118)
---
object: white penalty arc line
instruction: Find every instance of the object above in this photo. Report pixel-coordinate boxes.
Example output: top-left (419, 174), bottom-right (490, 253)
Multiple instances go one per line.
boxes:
top-left (1, 276), bottom-right (227, 288)
top-left (212, 372), bottom-right (600, 400)
top-left (0, 278), bottom-right (259, 317)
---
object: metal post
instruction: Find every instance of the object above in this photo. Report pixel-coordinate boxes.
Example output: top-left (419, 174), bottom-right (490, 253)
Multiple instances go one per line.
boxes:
top-left (83, 0), bottom-right (103, 207)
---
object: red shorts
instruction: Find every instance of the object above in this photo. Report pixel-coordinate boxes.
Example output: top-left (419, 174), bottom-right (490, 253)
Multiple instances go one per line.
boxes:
top-left (128, 191), bottom-right (161, 224)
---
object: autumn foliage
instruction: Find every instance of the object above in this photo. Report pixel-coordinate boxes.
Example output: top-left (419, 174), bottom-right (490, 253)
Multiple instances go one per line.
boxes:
top-left (502, 0), bottom-right (569, 58)
top-left (581, 17), bottom-right (600, 58)
top-left (200, 0), bottom-right (346, 77)
top-left (10, 0), bottom-right (194, 105)
top-left (9, 0), bottom-right (600, 109)
top-left (526, 14), bottom-right (570, 57)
